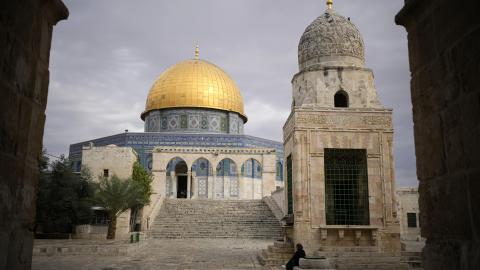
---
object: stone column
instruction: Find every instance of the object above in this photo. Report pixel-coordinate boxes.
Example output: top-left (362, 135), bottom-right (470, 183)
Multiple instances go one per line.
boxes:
top-left (0, 1), bottom-right (68, 269)
top-left (171, 172), bottom-right (177, 198)
top-left (187, 170), bottom-right (191, 199)
top-left (224, 176), bottom-right (230, 199)
top-left (209, 173), bottom-right (215, 199)
top-left (396, 1), bottom-right (480, 269)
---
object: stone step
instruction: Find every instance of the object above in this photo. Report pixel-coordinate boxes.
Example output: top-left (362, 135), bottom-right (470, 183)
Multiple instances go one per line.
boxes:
top-left (317, 246), bottom-right (379, 253)
top-left (336, 262), bottom-right (409, 270)
top-left (151, 199), bottom-right (283, 239)
top-left (317, 251), bottom-right (393, 258)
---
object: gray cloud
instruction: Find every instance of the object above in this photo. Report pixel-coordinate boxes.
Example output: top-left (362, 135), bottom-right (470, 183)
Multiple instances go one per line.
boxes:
top-left (44, 0), bottom-right (418, 187)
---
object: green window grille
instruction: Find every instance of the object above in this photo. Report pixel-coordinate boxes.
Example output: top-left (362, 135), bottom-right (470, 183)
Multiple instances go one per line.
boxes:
top-left (407, 213), bottom-right (417, 228)
top-left (287, 155), bottom-right (293, 215)
top-left (325, 149), bottom-right (370, 225)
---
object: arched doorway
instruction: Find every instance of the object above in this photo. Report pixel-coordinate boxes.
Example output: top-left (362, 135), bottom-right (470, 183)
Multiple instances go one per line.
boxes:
top-left (175, 160), bottom-right (188, 198)
top-left (166, 157), bottom-right (189, 199)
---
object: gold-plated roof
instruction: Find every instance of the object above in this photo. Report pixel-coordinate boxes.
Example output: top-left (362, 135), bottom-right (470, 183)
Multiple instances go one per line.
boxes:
top-left (142, 59), bottom-right (247, 121)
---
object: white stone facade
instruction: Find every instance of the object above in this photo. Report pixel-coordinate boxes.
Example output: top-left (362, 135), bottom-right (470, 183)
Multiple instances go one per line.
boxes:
top-left (81, 144), bottom-right (138, 240)
top-left (283, 7), bottom-right (401, 256)
top-left (151, 146), bottom-right (280, 201)
top-left (396, 187), bottom-right (422, 241)
top-left (81, 144), bottom-right (138, 181)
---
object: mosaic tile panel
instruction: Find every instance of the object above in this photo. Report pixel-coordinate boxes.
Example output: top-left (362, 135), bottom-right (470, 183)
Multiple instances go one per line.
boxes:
top-left (215, 177), bottom-right (224, 198)
top-left (189, 115), bottom-right (200, 129)
top-left (197, 177), bottom-right (208, 198)
top-left (230, 177), bottom-right (239, 197)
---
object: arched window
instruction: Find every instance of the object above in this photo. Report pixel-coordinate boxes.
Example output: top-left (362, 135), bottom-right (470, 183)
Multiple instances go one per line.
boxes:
top-left (192, 158), bottom-right (210, 177)
top-left (216, 159), bottom-right (239, 198)
top-left (334, 90), bottom-right (349, 108)
top-left (216, 159), bottom-right (237, 177)
top-left (166, 157), bottom-right (186, 176)
top-left (241, 159), bottom-right (262, 179)
top-left (276, 161), bottom-right (283, 181)
top-left (192, 158), bottom-right (211, 198)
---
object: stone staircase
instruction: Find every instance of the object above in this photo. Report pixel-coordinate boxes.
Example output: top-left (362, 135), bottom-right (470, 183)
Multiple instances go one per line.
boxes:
top-left (151, 199), bottom-right (283, 239)
top-left (315, 246), bottom-right (409, 270)
top-left (257, 240), bottom-right (294, 267)
top-left (401, 251), bottom-right (423, 269)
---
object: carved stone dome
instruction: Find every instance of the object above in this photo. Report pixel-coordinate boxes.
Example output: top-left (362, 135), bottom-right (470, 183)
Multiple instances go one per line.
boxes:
top-left (298, 9), bottom-right (365, 70)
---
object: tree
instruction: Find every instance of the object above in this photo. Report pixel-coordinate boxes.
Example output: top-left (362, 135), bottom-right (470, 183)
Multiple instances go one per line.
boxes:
top-left (92, 175), bottom-right (145, 239)
top-left (35, 152), bottom-right (95, 234)
top-left (130, 162), bottom-right (154, 231)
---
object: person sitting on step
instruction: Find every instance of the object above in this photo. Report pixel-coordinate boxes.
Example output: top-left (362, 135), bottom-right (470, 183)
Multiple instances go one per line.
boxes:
top-left (283, 243), bottom-right (306, 270)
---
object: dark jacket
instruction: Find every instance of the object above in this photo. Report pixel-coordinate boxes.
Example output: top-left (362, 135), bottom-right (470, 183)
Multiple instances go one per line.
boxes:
top-left (286, 249), bottom-right (306, 269)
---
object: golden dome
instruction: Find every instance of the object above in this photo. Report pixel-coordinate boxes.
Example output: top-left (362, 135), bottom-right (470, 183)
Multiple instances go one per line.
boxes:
top-left (142, 59), bottom-right (247, 121)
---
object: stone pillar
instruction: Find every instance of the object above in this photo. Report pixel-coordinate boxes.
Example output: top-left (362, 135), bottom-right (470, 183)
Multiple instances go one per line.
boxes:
top-left (171, 172), bottom-right (177, 198)
top-left (396, 1), bottom-right (480, 269)
top-left (191, 171), bottom-right (197, 199)
top-left (0, 1), bottom-right (68, 269)
top-left (224, 176), bottom-right (230, 199)
top-left (187, 170), bottom-right (191, 199)
top-left (209, 173), bottom-right (215, 199)
top-left (262, 153), bottom-right (277, 197)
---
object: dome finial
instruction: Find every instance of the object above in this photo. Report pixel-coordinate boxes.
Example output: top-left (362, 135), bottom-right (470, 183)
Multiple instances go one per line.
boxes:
top-left (194, 43), bottom-right (199, 60)
top-left (327, 0), bottom-right (333, 9)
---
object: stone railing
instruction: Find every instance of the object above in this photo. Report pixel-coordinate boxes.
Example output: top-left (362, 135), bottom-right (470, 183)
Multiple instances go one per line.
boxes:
top-left (143, 194), bottom-right (164, 231)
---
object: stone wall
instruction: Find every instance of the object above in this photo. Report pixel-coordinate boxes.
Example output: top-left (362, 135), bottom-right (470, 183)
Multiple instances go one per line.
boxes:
top-left (396, 187), bottom-right (421, 241)
top-left (0, 1), bottom-right (68, 269)
top-left (283, 108), bottom-right (400, 255)
top-left (396, 1), bottom-right (480, 269)
top-left (81, 145), bottom-right (138, 239)
top-left (81, 144), bottom-right (138, 181)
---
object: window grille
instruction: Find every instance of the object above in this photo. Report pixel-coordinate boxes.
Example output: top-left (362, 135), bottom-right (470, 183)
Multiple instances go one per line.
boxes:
top-left (407, 213), bottom-right (417, 228)
top-left (325, 149), bottom-right (369, 225)
top-left (287, 155), bottom-right (293, 215)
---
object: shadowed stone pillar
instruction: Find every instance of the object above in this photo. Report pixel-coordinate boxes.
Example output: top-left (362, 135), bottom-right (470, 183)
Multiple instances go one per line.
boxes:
top-left (0, 1), bottom-right (68, 269)
top-left (187, 170), bottom-right (191, 199)
top-left (396, 1), bottom-right (480, 269)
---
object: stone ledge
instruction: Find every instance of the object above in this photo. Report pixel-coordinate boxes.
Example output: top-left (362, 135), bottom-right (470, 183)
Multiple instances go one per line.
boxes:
top-left (32, 239), bottom-right (146, 256)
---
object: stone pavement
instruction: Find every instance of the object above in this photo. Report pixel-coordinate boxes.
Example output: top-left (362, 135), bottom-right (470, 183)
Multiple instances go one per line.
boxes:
top-left (32, 239), bottom-right (276, 270)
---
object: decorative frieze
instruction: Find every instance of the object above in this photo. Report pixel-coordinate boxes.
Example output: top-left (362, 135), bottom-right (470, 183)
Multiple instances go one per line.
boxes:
top-left (294, 110), bottom-right (393, 129)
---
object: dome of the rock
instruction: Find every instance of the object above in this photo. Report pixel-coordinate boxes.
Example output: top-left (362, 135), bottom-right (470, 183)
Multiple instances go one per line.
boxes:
top-left (142, 59), bottom-right (246, 121)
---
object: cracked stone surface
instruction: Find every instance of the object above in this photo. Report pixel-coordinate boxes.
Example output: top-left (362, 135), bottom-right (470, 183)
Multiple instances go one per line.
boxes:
top-left (32, 239), bottom-right (274, 270)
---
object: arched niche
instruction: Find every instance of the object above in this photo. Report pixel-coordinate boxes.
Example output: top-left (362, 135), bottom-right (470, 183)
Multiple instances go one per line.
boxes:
top-left (334, 90), bottom-right (349, 108)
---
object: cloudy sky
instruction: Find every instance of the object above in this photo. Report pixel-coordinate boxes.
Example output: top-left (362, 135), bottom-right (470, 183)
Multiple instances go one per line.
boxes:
top-left (44, 0), bottom-right (417, 187)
